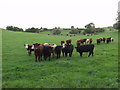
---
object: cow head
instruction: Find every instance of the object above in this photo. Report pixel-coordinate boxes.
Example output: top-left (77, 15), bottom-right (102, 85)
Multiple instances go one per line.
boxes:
top-left (75, 47), bottom-right (79, 52)
top-left (33, 43), bottom-right (40, 50)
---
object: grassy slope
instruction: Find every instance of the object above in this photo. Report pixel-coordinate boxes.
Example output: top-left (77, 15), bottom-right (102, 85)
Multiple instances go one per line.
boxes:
top-left (2, 30), bottom-right (118, 88)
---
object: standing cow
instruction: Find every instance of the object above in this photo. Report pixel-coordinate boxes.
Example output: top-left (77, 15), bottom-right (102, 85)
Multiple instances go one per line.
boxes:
top-left (66, 39), bottom-right (72, 45)
top-left (24, 44), bottom-right (34, 55)
top-left (64, 44), bottom-right (74, 57)
top-left (106, 37), bottom-right (114, 44)
top-left (43, 46), bottom-right (53, 61)
top-left (55, 45), bottom-right (63, 58)
top-left (75, 44), bottom-right (94, 57)
top-left (33, 43), bottom-right (44, 62)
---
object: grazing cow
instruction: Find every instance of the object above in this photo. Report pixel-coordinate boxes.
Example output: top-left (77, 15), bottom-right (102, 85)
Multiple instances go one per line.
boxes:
top-left (55, 45), bottom-right (63, 58)
top-left (64, 44), bottom-right (74, 57)
top-left (43, 46), bottom-right (53, 61)
top-left (33, 43), bottom-right (44, 62)
top-left (75, 44), bottom-right (94, 57)
top-left (66, 39), bottom-right (72, 45)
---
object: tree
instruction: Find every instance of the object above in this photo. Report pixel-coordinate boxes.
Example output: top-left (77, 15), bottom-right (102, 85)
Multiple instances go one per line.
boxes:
top-left (69, 29), bottom-right (81, 34)
top-left (25, 27), bottom-right (40, 33)
top-left (6, 26), bottom-right (23, 32)
top-left (113, 21), bottom-right (120, 32)
top-left (84, 23), bottom-right (95, 34)
top-left (71, 26), bottom-right (74, 29)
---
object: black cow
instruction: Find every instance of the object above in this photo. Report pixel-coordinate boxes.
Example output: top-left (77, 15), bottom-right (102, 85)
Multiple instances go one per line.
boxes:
top-left (64, 44), bottom-right (74, 57)
top-left (75, 44), bottom-right (94, 57)
top-left (106, 37), bottom-right (113, 44)
top-left (43, 46), bottom-right (53, 61)
top-left (55, 46), bottom-right (63, 58)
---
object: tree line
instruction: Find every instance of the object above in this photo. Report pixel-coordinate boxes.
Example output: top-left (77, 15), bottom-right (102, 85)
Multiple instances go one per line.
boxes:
top-left (6, 22), bottom-right (118, 35)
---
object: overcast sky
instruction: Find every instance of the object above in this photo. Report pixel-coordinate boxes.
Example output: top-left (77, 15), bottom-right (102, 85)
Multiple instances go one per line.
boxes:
top-left (0, 0), bottom-right (119, 29)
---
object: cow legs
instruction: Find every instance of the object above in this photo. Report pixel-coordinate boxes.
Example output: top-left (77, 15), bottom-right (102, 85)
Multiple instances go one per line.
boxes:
top-left (63, 52), bottom-right (65, 57)
top-left (59, 53), bottom-right (61, 58)
top-left (80, 52), bottom-right (82, 57)
top-left (92, 51), bottom-right (94, 56)
top-left (65, 53), bottom-right (67, 57)
top-left (49, 56), bottom-right (51, 61)
top-left (35, 55), bottom-right (37, 62)
top-left (52, 52), bottom-right (54, 58)
top-left (57, 53), bottom-right (59, 59)
top-left (41, 55), bottom-right (42, 61)
top-left (28, 50), bottom-right (31, 56)
top-left (38, 56), bottom-right (40, 62)
top-left (44, 55), bottom-right (46, 61)
top-left (88, 52), bottom-right (92, 57)
top-left (29, 50), bottom-right (32, 56)
top-left (56, 53), bottom-right (58, 59)
top-left (69, 52), bottom-right (72, 57)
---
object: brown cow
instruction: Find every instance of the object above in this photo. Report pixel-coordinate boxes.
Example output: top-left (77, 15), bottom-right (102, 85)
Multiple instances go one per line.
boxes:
top-left (96, 38), bottom-right (101, 44)
top-left (66, 39), bottom-right (72, 45)
top-left (79, 39), bottom-right (86, 44)
top-left (33, 43), bottom-right (44, 62)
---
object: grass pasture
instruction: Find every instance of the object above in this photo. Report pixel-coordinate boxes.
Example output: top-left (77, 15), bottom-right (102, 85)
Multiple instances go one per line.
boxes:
top-left (2, 30), bottom-right (119, 88)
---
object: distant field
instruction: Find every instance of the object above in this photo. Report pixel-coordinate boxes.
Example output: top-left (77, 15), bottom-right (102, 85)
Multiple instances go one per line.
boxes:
top-left (2, 30), bottom-right (119, 88)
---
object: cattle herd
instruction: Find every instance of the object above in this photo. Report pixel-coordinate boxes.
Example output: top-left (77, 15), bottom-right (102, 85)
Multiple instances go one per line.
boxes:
top-left (24, 37), bottom-right (114, 62)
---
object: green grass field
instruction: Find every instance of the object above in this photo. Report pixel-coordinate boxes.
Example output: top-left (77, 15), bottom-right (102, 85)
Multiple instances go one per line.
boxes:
top-left (2, 30), bottom-right (119, 88)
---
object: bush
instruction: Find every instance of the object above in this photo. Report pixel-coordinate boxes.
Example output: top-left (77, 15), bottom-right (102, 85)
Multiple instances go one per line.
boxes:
top-left (52, 30), bottom-right (61, 35)
top-left (69, 29), bottom-right (81, 34)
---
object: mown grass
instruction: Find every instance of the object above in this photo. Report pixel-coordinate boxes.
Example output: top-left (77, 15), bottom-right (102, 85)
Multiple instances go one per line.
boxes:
top-left (2, 30), bottom-right (118, 88)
